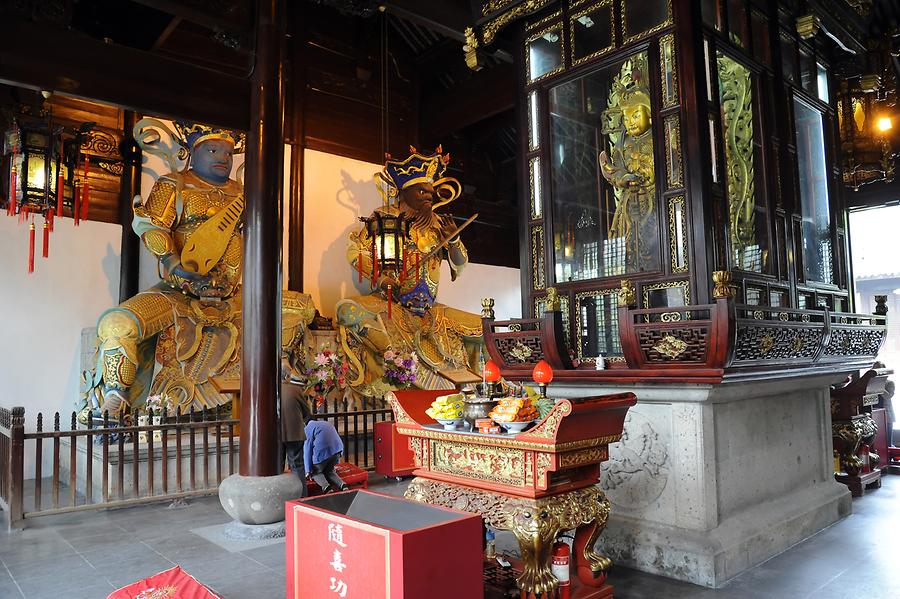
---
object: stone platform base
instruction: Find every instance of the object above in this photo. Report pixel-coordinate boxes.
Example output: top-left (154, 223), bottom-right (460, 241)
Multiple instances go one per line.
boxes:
top-left (553, 373), bottom-right (851, 587)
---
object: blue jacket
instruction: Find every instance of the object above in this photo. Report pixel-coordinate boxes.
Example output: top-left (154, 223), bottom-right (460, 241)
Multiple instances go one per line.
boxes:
top-left (303, 420), bottom-right (344, 473)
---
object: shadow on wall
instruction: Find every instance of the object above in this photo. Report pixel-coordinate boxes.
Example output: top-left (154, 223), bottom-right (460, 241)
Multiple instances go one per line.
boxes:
top-left (103, 243), bottom-right (119, 302)
top-left (316, 169), bottom-right (380, 316)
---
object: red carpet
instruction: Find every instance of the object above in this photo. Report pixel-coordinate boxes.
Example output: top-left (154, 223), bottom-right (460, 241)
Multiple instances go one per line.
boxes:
top-left (108, 566), bottom-right (222, 599)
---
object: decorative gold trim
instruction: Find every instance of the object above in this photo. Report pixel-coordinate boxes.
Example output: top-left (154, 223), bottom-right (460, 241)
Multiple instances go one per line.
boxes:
top-left (528, 91), bottom-right (539, 152)
top-left (663, 114), bottom-right (683, 189)
top-left (525, 8), bottom-right (563, 32)
top-left (569, 0), bottom-right (615, 67)
top-left (482, 297), bottom-right (496, 319)
top-left (659, 33), bottom-right (678, 108)
top-left (574, 288), bottom-right (622, 362)
top-left (529, 156), bottom-right (542, 219)
top-left (482, 0), bottom-right (515, 17)
top-left (386, 392), bottom-right (415, 424)
top-left (482, 0), bottom-right (556, 46)
top-left (617, 279), bottom-right (636, 306)
top-left (558, 446), bottom-right (609, 467)
top-left (525, 23), bottom-right (566, 84)
top-left (621, 0), bottom-right (673, 45)
top-left (545, 287), bottom-right (561, 311)
top-left (430, 439), bottom-right (529, 487)
top-left (532, 225), bottom-right (546, 290)
top-left (668, 196), bottom-right (688, 273)
top-left (525, 399), bottom-right (572, 439)
top-left (641, 280), bottom-right (690, 309)
top-left (652, 334), bottom-right (688, 358)
top-left (396, 425), bottom-right (621, 452)
top-left (712, 270), bottom-right (735, 299)
top-left (796, 15), bottom-right (821, 39)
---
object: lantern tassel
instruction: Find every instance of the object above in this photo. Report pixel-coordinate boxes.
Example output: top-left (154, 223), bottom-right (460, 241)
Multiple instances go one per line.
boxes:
top-left (357, 254), bottom-right (363, 284)
top-left (47, 208), bottom-right (55, 232)
top-left (73, 185), bottom-right (81, 226)
top-left (81, 155), bottom-right (90, 221)
top-left (57, 172), bottom-right (64, 218)
top-left (387, 285), bottom-right (393, 320)
top-left (28, 222), bottom-right (35, 274)
top-left (42, 220), bottom-right (49, 258)
top-left (7, 168), bottom-right (16, 217)
top-left (400, 250), bottom-right (406, 284)
top-left (373, 253), bottom-right (379, 286)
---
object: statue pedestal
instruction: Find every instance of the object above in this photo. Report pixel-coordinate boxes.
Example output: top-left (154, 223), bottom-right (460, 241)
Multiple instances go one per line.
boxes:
top-left (552, 373), bottom-right (851, 588)
top-left (59, 433), bottom-right (240, 501)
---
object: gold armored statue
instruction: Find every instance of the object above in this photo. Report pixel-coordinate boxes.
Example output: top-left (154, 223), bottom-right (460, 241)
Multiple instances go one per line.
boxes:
top-left (336, 147), bottom-right (484, 397)
top-left (82, 120), bottom-right (314, 417)
top-left (599, 55), bottom-right (659, 273)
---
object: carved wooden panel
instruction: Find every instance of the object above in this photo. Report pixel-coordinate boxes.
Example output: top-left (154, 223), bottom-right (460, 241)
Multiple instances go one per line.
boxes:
top-left (824, 327), bottom-right (887, 358)
top-left (493, 335), bottom-right (546, 366)
top-left (637, 326), bottom-right (709, 363)
top-left (733, 325), bottom-right (824, 362)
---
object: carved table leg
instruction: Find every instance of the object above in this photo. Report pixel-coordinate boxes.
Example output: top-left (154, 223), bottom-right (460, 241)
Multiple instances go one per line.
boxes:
top-left (509, 504), bottom-right (561, 596)
top-left (573, 517), bottom-right (612, 586)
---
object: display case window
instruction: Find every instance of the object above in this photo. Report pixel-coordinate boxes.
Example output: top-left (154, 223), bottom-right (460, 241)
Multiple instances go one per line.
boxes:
top-left (529, 91), bottom-right (540, 151)
top-left (701, 0), bottom-right (721, 30)
top-left (571, 1), bottom-right (615, 66)
top-left (527, 26), bottom-right (564, 84)
top-left (717, 52), bottom-right (770, 273)
top-left (793, 97), bottom-right (834, 285)
top-left (770, 289), bottom-right (787, 307)
top-left (726, 0), bottom-right (748, 48)
top-left (668, 196), bottom-right (688, 273)
top-left (621, 0), bottom-right (671, 43)
top-left (535, 294), bottom-right (572, 349)
top-left (659, 34), bottom-right (678, 108)
top-left (549, 51), bottom-right (660, 284)
top-left (709, 116), bottom-right (719, 183)
top-left (745, 286), bottom-right (763, 305)
top-left (751, 10), bottom-right (770, 65)
top-left (780, 32), bottom-right (797, 83)
top-left (800, 50), bottom-right (817, 98)
top-left (530, 156), bottom-right (543, 218)
top-left (575, 290), bottom-right (622, 361)
top-left (642, 281), bottom-right (690, 320)
top-left (816, 63), bottom-right (829, 103)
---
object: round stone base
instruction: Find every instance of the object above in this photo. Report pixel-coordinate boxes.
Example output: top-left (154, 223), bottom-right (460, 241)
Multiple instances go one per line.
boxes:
top-left (222, 520), bottom-right (286, 541)
top-left (218, 473), bottom-right (303, 525)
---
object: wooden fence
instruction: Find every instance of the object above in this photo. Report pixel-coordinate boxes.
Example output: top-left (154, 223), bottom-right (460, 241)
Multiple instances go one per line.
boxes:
top-left (0, 401), bottom-right (393, 530)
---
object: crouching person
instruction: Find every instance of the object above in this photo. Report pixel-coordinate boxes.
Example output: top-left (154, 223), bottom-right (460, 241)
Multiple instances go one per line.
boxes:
top-left (304, 418), bottom-right (349, 493)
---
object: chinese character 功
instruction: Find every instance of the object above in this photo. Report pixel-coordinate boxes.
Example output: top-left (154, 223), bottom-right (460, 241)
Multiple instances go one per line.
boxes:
top-left (330, 549), bottom-right (347, 573)
top-left (327, 523), bottom-right (347, 548)
top-left (330, 577), bottom-right (348, 598)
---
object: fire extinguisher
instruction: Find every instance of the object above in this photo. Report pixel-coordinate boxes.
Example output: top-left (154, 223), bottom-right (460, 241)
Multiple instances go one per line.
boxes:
top-left (551, 540), bottom-right (570, 599)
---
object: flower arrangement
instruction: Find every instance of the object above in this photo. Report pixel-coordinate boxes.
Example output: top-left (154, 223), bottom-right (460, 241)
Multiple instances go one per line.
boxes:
top-left (382, 349), bottom-right (418, 389)
top-left (144, 394), bottom-right (175, 415)
top-left (303, 349), bottom-right (349, 407)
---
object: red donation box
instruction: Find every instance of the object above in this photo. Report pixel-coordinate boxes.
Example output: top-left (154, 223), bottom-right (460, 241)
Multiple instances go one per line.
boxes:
top-left (286, 490), bottom-right (483, 599)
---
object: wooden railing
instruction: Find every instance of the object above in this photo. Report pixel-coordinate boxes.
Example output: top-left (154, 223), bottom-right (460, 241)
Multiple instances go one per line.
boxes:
top-left (0, 402), bottom-right (393, 530)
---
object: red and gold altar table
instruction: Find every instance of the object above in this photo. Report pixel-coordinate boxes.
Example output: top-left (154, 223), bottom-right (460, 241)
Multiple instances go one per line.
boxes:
top-left (388, 389), bottom-right (636, 598)
top-left (286, 490), bottom-right (483, 599)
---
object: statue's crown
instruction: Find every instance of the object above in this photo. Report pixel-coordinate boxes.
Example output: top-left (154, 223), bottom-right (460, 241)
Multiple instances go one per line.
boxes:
top-left (174, 121), bottom-right (245, 153)
top-left (382, 145), bottom-right (451, 190)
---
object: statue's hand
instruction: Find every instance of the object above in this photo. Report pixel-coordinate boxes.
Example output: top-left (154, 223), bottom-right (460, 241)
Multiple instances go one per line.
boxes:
top-left (622, 173), bottom-right (641, 187)
top-left (160, 252), bottom-right (212, 288)
top-left (439, 216), bottom-right (459, 242)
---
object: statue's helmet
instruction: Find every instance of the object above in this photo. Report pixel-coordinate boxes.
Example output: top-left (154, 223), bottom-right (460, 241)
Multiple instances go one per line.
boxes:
top-left (378, 145), bottom-right (460, 208)
top-left (174, 121), bottom-right (245, 153)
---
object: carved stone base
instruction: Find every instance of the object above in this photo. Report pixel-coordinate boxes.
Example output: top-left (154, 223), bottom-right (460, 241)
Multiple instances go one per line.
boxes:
top-left (405, 478), bottom-right (611, 594)
top-left (550, 374), bottom-right (852, 587)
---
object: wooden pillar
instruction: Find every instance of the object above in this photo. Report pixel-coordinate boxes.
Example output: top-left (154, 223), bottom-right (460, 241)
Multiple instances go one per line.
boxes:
top-left (240, 0), bottom-right (286, 477)
top-left (118, 111), bottom-right (141, 303)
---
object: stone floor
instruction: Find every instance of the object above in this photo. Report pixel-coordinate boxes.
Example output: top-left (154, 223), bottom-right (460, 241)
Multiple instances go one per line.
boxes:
top-left (1, 474), bottom-right (898, 598)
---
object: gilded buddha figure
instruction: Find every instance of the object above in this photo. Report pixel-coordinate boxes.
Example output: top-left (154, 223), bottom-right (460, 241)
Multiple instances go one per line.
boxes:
top-left (336, 147), bottom-right (484, 397)
top-left (82, 120), bottom-right (314, 416)
top-left (599, 56), bottom-right (659, 273)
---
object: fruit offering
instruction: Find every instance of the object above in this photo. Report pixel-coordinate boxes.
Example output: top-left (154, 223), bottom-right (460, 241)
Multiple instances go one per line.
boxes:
top-left (425, 393), bottom-right (465, 420)
top-left (489, 397), bottom-right (538, 423)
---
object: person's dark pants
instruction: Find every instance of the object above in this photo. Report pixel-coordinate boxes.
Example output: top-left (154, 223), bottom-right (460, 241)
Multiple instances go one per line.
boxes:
top-left (310, 452), bottom-right (347, 492)
top-left (283, 441), bottom-right (308, 498)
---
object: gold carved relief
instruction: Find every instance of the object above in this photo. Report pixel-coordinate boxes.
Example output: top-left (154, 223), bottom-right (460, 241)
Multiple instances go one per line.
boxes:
top-left (652, 335), bottom-right (688, 358)
top-left (532, 225), bottom-right (546, 290)
top-left (430, 440), bottom-right (529, 487)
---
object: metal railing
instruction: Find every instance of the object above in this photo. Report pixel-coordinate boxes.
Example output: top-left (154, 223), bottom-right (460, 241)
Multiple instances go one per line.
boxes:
top-left (0, 401), bottom-right (393, 529)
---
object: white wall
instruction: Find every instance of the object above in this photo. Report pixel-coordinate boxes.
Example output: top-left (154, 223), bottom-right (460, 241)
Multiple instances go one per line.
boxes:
top-left (301, 148), bottom-right (522, 318)
top-left (0, 215), bottom-right (121, 474)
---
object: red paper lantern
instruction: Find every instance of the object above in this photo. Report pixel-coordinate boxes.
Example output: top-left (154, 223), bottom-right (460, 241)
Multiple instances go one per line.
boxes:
top-left (532, 359), bottom-right (553, 384)
top-left (482, 360), bottom-right (501, 382)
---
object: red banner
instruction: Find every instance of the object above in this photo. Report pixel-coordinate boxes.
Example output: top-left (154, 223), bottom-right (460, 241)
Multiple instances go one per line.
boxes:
top-left (107, 566), bottom-right (222, 599)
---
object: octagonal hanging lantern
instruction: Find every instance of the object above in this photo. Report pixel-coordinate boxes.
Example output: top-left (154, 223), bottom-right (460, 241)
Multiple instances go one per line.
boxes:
top-left (359, 211), bottom-right (412, 278)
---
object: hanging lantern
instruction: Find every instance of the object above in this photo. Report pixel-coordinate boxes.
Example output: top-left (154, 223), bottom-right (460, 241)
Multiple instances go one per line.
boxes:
top-left (359, 211), bottom-right (412, 280)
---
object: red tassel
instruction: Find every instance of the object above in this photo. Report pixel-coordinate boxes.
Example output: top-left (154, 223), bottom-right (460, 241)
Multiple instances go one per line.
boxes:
top-left (357, 253), bottom-right (363, 283)
top-left (73, 185), bottom-right (81, 226)
top-left (415, 253), bottom-right (420, 279)
top-left (57, 172), bottom-right (64, 217)
top-left (81, 156), bottom-right (90, 221)
top-left (373, 253), bottom-right (379, 284)
top-left (400, 251), bottom-right (406, 283)
top-left (387, 285), bottom-right (393, 320)
top-left (42, 220), bottom-right (49, 258)
top-left (47, 208), bottom-right (54, 232)
top-left (28, 222), bottom-right (35, 274)
top-left (18, 204), bottom-right (28, 225)
top-left (7, 167), bottom-right (16, 217)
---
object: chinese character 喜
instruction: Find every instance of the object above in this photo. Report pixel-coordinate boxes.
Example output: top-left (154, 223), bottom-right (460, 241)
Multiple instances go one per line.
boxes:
top-left (330, 549), bottom-right (347, 573)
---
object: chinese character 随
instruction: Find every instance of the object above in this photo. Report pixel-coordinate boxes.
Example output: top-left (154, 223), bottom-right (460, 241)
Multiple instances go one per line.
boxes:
top-left (327, 523), bottom-right (347, 548)
top-left (329, 577), bottom-right (348, 598)
top-left (330, 549), bottom-right (347, 573)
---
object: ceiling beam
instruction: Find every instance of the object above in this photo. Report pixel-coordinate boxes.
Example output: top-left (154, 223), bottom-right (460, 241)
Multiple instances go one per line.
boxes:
top-left (128, 0), bottom-right (248, 34)
top-left (0, 15), bottom-right (250, 130)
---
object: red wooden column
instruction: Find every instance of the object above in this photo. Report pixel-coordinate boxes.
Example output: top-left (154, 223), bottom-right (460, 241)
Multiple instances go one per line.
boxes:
top-left (240, 0), bottom-right (286, 477)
